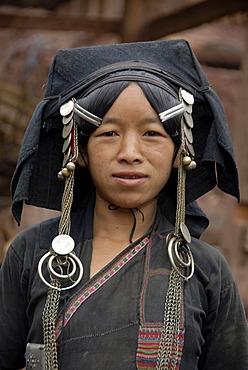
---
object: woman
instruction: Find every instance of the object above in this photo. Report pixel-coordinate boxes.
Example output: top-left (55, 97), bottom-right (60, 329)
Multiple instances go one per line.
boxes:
top-left (0, 39), bottom-right (247, 369)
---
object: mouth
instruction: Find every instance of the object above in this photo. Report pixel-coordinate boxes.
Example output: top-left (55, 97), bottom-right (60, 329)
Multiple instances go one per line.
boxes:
top-left (112, 173), bottom-right (148, 186)
top-left (116, 175), bottom-right (144, 179)
top-left (113, 172), bottom-right (147, 179)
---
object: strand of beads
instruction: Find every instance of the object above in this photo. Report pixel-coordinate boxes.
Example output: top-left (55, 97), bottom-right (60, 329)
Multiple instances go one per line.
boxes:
top-left (57, 161), bottom-right (76, 181)
top-left (182, 155), bottom-right (197, 171)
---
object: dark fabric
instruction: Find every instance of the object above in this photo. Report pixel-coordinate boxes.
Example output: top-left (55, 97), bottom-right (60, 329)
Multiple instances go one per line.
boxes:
top-left (11, 39), bottom-right (239, 228)
top-left (0, 208), bottom-right (247, 369)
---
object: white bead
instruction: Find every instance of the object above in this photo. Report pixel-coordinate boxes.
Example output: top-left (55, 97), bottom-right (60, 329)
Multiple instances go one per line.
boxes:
top-left (62, 167), bottom-right (71, 177)
top-left (182, 156), bottom-right (192, 166)
top-left (66, 162), bottom-right (76, 171)
top-left (186, 161), bottom-right (197, 170)
top-left (57, 171), bottom-right (65, 181)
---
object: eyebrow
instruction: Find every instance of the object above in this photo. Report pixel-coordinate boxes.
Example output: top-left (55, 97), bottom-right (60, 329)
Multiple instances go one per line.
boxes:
top-left (102, 116), bottom-right (161, 124)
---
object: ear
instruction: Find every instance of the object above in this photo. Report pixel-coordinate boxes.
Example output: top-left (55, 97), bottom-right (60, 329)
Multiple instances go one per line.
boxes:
top-left (172, 148), bottom-right (181, 168)
top-left (78, 152), bottom-right (88, 167)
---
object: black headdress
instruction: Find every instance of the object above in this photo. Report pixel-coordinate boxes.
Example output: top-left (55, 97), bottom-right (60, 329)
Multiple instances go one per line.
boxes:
top-left (11, 39), bottom-right (239, 237)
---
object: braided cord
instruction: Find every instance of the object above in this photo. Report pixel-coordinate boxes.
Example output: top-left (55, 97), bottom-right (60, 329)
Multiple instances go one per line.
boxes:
top-left (175, 120), bottom-right (186, 236)
top-left (59, 171), bottom-right (75, 235)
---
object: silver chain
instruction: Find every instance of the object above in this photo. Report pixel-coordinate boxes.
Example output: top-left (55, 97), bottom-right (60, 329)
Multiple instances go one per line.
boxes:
top-left (156, 268), bottom-right (183, 369)
top-left (42, 278), bottom-right (61, 369)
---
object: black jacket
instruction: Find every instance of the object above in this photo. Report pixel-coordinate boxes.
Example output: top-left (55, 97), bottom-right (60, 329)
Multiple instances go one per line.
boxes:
top-left (0, 208), bottom-right (247, 369)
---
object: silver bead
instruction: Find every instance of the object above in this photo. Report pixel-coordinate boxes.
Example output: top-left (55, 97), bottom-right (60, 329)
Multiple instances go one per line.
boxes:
top-left (185, 160), bottom-right (197, 170)
top-left (66, 162), bottom-right (76, 171)
top-left (62, 167), bottom-right (71, 177)
top-left (182, 156), bottom-right (192, 166)
top-left (57, 171), bottom-right (65, 181)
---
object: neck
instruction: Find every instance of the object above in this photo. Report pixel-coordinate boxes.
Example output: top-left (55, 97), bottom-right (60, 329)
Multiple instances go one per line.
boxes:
top-left (93, 196), bottom-right (157, 243)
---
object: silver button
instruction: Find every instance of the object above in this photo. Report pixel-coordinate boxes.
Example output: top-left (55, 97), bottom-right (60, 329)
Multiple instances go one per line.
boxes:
top-left (51, 235), bottom-right (75, 255)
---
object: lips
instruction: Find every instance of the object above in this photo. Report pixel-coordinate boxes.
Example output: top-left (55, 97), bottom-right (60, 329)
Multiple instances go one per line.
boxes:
top-left (112, 172), bottom-right (148, 186)
top-left (117, 175), bottom-right (143, 179)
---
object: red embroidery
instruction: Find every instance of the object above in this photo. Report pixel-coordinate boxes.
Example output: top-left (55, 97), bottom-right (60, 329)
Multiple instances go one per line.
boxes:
top-left (55, 237), bottom-right (150, 339)
top-left (136, 328), bottom-right (185, 369)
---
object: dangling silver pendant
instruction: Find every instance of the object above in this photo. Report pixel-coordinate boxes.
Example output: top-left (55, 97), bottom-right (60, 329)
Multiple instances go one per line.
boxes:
top-left (180, 222), bottom-right (191, 243)
top-left (26, 343), bottom-right (45, 370)
top-left (38, 235), bottom-right (84, 291)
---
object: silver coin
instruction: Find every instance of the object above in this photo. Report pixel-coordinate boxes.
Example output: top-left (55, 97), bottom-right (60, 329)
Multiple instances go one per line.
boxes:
top-left (184, 111), bottom-right (194, 128)
top-left (62, 111), bottom-right (74, 125)
top-left (60, 100), bottom-right (74, 117)
top-left (184, 125), bottom-right (193, 144)
top-left (184, 102), bottom-right (193, 114)
top-left (180, 222), bottom-right (191, 243)
top-left (181, 89), bottom-right (194, 105)
top-left (62, 119), bottom-right (73, 138)
top-left (52, 234), bottom-right (75, 256)
top-left (62, 133), bottom-right (71, 153)
top-left (185, 137), bottom-right (195, 157)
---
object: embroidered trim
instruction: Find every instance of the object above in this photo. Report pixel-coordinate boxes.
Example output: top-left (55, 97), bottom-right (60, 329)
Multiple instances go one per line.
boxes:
top-left (139, 237), bottom-right (183, 328)
top-left (55, 237), bottom-right (150, 339)
top-left (136, 328), bottom-right (185, 369)
top-left (136, 328), bottom-right (161, 369)
top-left (137, 234), bottom-right (185, 369)
top-left (140, 269), bottom-right (170, 328)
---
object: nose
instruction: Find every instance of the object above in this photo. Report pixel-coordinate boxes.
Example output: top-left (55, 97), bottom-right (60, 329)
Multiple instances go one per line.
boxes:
top-left (117, 134), bottom-right (143, 164)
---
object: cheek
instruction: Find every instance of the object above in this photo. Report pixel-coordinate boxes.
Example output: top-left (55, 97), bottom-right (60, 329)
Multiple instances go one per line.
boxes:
top-left (151, 150), bottom-right (174, 183)
top-left (87, 153), bottom-right (110, 185)
top-left (151, 146), bottom-right (174, 168)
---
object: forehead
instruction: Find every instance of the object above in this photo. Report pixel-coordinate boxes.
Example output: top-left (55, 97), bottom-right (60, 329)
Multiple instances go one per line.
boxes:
top-left (102, 83), bottom-right (159, 121)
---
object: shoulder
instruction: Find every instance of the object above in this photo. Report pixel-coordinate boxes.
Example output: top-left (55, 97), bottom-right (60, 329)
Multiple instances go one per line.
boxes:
top-left (7, 216), bottom-right (60, 262)
top-left (191, 237), bottom-right (224, 266)
top-left (190, 237), bottom-right (235, 291)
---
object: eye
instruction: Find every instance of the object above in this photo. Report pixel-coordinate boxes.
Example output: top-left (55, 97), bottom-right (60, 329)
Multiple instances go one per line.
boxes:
top-left (144, 131), bottom-right (162, 137)
top-left (100, 131), bottom-right (118, 137)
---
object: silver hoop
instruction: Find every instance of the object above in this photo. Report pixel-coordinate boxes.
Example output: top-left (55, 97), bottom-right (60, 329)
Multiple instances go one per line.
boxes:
top-left (167, 235), bottom-right (194, 281)
top-left (38, 251), bottom-right (84, 291)
top-left (174, 240), bottom-right (191, 268)
top-left (47, 255), bottom-right (77, 281)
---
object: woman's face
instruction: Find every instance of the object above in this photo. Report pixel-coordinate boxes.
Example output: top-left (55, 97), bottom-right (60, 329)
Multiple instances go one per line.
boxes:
top-left (82, 83), bottom-right (175, 210)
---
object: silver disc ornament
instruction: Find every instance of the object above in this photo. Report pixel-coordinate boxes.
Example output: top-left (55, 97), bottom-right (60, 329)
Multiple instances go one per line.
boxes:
top-left (180, 89), bottom-right (194, 105)
top-left (52, 234), bottom-right (75, 256)
top-left (180, 222), bottom-right (191, 244)
top-left (60, 100), bottom-right (74, 116)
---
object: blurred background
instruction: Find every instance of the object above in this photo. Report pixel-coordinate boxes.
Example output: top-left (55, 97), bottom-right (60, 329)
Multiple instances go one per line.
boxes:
top-left (0, 0), bottom-right (247, 314)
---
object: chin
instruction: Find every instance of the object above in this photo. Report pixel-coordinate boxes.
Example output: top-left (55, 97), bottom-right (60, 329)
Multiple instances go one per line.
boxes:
top-left (109, 198), bottom-right (156, 210)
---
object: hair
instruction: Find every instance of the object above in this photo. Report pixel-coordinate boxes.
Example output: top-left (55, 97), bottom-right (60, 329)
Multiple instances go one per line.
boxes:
top-left (75, 71), bottom-right (183, 150)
